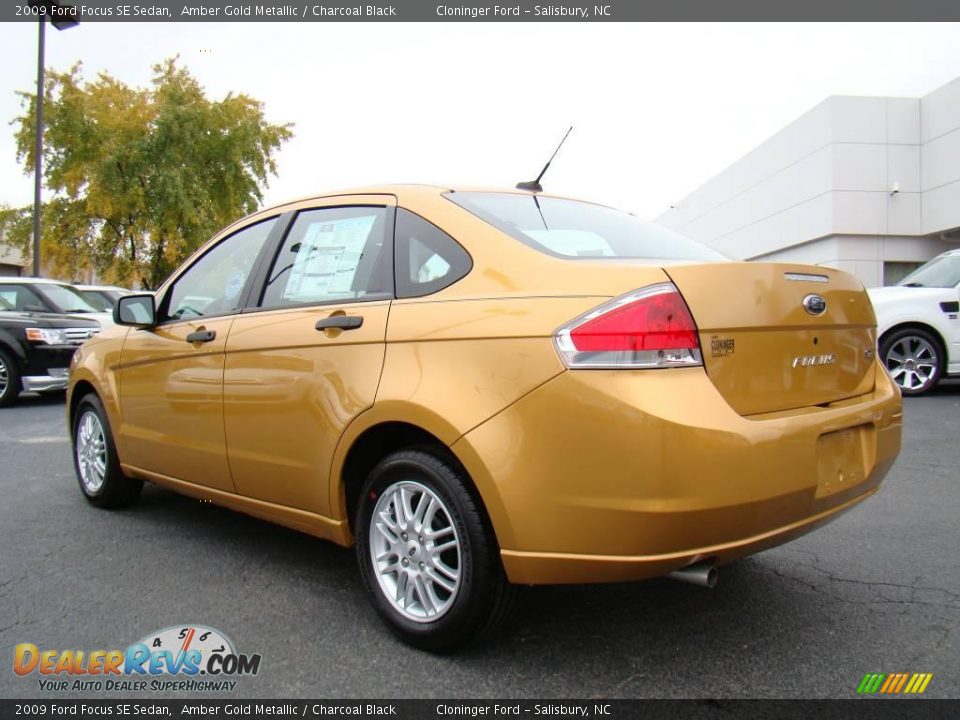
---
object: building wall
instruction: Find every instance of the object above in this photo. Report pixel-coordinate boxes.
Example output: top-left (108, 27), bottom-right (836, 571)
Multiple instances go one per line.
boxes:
top-left (921, 76), bottom-right (960, 234)
top-left (751, 234), bottom-right (953, 288)
top-left (0, 231), bottom-right (26, 277)
top-left (655, 77), bottom-right (960, 287)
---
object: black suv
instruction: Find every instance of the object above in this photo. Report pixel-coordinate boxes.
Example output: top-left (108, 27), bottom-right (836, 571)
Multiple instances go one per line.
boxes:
top-left (0, 296), bottom-right (100, 407)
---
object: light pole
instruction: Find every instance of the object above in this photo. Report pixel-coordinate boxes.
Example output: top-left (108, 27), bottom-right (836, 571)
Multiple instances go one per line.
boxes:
top-left (29, 1), bottom-right (78, 277)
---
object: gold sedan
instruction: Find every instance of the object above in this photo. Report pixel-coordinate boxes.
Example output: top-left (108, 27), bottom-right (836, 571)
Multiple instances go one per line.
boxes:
top-left (67, 186), bottom-right (902, 651)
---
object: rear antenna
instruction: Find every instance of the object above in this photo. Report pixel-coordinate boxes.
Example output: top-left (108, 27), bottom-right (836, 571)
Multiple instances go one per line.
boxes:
top-left (516, 126), bottom-right (573, 193)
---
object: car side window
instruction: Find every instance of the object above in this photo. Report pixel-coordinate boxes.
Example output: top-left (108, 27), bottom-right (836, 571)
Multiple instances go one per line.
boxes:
top-left (0, 285), bottom-right (49, 313)
top-left (260, 206), bottom-right (391, 308)
top-left (394, 209), bottom-right (472, 299)
top-left (164, 217), bottom-right (277, 321)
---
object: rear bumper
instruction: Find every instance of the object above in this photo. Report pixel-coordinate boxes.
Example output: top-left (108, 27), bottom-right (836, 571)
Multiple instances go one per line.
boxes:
top-left (454, 361), bottom-right (902, 585)
top-left (500, 486), bottom-right (878, 584)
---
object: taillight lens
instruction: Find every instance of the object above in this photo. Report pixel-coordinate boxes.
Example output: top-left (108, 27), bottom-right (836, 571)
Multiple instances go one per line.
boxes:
top-left (554, 283), bottom-right (702, 369)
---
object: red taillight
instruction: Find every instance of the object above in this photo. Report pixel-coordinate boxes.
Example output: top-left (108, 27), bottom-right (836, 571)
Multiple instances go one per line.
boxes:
top-left (555, 283), bottom-right (702, 369)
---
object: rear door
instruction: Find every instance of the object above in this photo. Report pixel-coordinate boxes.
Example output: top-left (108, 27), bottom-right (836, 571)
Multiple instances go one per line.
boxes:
top-left (222, 196), bottom-right (395, 516)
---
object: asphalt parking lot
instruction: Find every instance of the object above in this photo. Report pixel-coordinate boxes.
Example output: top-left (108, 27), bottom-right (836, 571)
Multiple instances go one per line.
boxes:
top-left (1, 384), bottom-right (958, 700)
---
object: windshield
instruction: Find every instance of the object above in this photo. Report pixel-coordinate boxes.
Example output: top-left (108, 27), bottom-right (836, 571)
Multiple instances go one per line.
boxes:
top-left (35, 283), bottom-right (99, 313)
top-left (898, 255), bottom-right (960, 288)
top-left (446, 192), bottom-right (727, 262)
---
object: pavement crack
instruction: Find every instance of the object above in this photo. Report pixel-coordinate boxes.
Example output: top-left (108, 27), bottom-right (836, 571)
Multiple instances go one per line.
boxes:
top-left (760, 560), bottom-right (960, 614)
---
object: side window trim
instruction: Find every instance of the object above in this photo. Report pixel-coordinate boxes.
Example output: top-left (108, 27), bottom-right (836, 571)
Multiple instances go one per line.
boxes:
top-left (155, 215), bottom-right (281, 326)
top-left (248, 204), bottom-right (396, 313)
top-left (238, 211), bottom-right (296, 313)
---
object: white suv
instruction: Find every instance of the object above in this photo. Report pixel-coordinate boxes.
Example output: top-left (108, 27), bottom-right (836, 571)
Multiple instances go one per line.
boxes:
top-left (868, 249), bottom-right (960, 395)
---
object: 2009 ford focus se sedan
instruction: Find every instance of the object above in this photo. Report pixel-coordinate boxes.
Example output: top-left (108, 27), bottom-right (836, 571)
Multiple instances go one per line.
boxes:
top-left (67, 185), bottom-right (902, 651)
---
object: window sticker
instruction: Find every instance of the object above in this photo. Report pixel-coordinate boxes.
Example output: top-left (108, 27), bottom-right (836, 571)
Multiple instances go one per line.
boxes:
top-left (284, 215), bottom-right (377, 300)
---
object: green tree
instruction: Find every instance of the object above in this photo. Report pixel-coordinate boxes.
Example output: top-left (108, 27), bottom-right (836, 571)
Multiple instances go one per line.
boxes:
top-left (1, 58), bottom-right (292, 288)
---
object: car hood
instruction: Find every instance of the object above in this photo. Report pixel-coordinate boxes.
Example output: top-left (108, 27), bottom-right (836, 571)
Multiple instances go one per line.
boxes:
top-left (867, 286), bottom-right (955, 306)
top-left (0, 310), bottom-right (101, 328)
top-left (62, 310), bottom-right (114, 327)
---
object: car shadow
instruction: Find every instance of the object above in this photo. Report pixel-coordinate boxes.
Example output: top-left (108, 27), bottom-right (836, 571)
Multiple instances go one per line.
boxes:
top-left (921, 378), bottom-right (960, 396)
top-left (119, 483), bottom-right (827, 675)
top-left (7, 391), bottom-right (67, 408)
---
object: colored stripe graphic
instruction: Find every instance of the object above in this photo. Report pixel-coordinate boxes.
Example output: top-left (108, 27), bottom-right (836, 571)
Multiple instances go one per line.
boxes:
top-left (857, 672), bottom-right (932, 695)
top-left (858, 673), bottom-right (886, 694)
top-left (912, 674), bottom-right (933, 694)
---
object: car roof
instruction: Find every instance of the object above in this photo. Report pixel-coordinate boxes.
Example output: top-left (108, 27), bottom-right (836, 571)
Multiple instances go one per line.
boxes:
top-left (210, 184), bottom-right (594, 241)
top-left (260, 184), bottom-right (596, 212)
top-left (0, 276), bottom-right (71, 285)
top-left (76, 284), bottom-right (129, 292)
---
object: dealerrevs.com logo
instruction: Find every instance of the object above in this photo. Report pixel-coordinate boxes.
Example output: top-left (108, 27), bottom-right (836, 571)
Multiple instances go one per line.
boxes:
top-left (14, 625), bottom-right (262, 693)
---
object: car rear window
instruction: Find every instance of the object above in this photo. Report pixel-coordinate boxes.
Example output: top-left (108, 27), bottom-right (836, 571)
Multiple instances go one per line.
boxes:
top-left (445, 191), bottom-right (726, 262)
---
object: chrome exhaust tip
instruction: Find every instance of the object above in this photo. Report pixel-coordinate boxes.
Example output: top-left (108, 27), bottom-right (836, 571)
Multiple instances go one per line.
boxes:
top-left (667, 561), bottom-right (718, 588)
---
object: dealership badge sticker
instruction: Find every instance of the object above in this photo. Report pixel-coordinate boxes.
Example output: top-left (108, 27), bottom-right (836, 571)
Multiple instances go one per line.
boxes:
top-left (14, 624), bottom-right (262, 693)
top-left (857, 672), bottom-right (933, 695)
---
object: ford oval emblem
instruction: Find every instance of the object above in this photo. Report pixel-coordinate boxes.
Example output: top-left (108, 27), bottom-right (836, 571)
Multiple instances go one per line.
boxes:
top-left (802, 294), bottom-right (827, 316)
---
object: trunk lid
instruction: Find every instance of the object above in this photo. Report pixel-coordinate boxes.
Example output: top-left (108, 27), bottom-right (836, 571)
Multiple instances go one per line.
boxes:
top-left (664, 262), bottom-right (877, 416)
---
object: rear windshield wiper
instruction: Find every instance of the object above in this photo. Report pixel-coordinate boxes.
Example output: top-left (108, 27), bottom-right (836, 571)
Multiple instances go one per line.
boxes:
top-left (901, 282), bottom-right (924, 287)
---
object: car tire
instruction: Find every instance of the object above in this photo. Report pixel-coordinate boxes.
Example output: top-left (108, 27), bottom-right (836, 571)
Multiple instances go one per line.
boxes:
top-left (0, 349), bottom-right (20, 408)
top-left (72, 393), bottom-right (143, 508)
top-left (880, 326), bottom-right (944, 396)
top-left (355, 448), bottom-right (516, 653)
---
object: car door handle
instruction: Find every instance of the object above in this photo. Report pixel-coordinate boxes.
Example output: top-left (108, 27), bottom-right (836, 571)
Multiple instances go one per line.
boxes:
top-left (315, 315), bottom-right (364, 331)
top-left (185, 329), bottom-right (217, 343)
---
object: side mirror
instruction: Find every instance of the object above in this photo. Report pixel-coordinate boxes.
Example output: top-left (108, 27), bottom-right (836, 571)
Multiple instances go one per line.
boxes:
top-left (114, 293), bottom-right (156, 327)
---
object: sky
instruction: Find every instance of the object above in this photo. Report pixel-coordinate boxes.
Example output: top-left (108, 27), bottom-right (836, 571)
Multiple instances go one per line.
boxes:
top-left (1, 22), bottom-right (960, 221)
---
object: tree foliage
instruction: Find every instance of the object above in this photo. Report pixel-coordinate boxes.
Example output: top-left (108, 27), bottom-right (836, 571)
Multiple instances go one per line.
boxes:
top-left (1, 58), bottom-right (292, 288)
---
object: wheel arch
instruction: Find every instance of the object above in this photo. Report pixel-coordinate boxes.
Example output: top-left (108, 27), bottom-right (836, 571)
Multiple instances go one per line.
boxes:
top-left (879, 321), bottom-right (947, 358)
top-left (69, 378), bottom-right (98, 423)
top-left (332, 410), bottom-right (513, 551)
top-left (67, 363), bottom-right (123, 452)
top-left (0, 332), bottom-right (27, 366)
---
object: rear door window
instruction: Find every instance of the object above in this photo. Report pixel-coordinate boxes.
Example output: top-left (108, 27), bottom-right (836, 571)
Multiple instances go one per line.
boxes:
top-left (260, 206), bottom-right (392, 308)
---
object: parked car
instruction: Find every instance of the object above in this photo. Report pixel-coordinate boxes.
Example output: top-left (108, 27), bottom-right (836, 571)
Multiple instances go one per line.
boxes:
top-left (868, 248), bottom-right (960, 395)
top-left (67, 186), bottom-right (902, 651)
top-left (0, 296), bottom-right (100, 406)
top-left (75, 284), bottom-right (132, 312)
top-left (0, 277), bottom-right (113, 329)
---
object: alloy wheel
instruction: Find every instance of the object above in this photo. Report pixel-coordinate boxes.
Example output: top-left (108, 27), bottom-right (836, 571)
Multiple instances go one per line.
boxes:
top-left (368, 480), bottom-right (462, 623)
top-left (884, 335), bottom-right (938, 393)
top-left (76, 410), bottom-right (108, 494)
top-left (0, 356), bottom-right (8, 399)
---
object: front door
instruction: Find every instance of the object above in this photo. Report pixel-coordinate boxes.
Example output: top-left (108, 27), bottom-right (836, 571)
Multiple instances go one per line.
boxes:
top-left (118, 217), bottom-right (279, 491)
top-left (223, 198), bottom-right (395, 516)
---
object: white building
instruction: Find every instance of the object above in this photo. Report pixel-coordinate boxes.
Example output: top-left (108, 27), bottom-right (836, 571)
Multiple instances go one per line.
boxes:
top-left (655, 77), bottom-right (960, 288)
